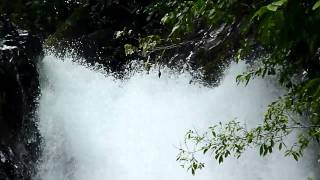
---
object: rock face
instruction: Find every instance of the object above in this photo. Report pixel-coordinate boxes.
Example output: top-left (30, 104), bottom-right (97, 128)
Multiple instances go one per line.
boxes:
top-left (45, 0), bottom-right (157, 75)
top-left (0, 16), bottom-right (42, 180)
top-left (43, 1), bottom-right (240, 85)
top-left (1, 0), bottom-right (238, 85)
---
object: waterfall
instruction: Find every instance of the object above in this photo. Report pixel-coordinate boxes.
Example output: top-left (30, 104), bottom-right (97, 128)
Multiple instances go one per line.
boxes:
top-left (35, 55), bottom-right (316, 180)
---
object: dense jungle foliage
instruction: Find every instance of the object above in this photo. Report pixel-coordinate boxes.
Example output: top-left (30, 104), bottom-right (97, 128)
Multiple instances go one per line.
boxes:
top-left (1, 0), bottom-right (320, 177)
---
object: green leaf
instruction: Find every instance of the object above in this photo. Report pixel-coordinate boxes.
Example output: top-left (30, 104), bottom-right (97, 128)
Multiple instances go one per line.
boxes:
top-left (263, 144), bottom-right (268, 156)
top-left (212, 131), bottom-right (216, 137)
top-left (312, 0), bottom-right (320, 10)
top-left (266, 4), bottom-right (278, 11)
top-left (267, 0), bottom-right (287, 11)
top-left (203, 148), bottom-right (209, 154)
top-left (293, 153), bottom-right (299, 161)
top-left (278, 143), bottom-right (283, 150)
top-left (169, 24), bottom-right (181, 37)
top-left (215, 153), bottom-right (219, 160)
top-left (252, 6), bottom-right (268, 20)
top-left (259, 145), bottom-right (264, 156)
top-left (191, 168), bottom-right (195, 175)
top-left (161, 13), bottom-right (170, 24)
top-left (218, 156), bottom-right (223, 164)
top-left (252, 0), bottom-right (287, 20)
top-left (224, 150), bottom-right (230, 158)
top-left (272, 0), bottom-right (287, 6)
top-left (124, 44), bottom-right (137, 56)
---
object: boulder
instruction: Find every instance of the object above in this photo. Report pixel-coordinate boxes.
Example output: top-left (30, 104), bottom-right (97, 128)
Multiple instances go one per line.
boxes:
top-left (0, 16), bottom-right (42, 180)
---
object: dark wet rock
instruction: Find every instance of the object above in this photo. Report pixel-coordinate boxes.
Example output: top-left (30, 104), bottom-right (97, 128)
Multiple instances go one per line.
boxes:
top-left (0, 16), bottom-right (42, 180)
top-left (3, 0), bottom-right (243, 85)
top-left (43, 0), bottom-right (242, 85)
top-left (144, 21), bottom-right (243, 86)
top-left (44, 0), bottom-right (161, 75)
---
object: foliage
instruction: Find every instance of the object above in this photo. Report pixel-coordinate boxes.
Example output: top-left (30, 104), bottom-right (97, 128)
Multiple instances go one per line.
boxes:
top-left (178, 92), bottom-right (319, 174)
top-left (145, 0), bottom-right (242, 38)
top-left (127, 0), bottom-right (249, 56)
top-left (141, 0), bottom-right (320, 176)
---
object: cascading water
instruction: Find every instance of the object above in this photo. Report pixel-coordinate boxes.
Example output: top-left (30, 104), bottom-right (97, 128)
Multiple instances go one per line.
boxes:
top-left (35, 55), bottom-right (317, 180)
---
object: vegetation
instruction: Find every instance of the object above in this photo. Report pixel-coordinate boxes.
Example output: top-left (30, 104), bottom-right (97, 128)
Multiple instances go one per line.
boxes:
top-left (135, 0), bottom-right (320, 175)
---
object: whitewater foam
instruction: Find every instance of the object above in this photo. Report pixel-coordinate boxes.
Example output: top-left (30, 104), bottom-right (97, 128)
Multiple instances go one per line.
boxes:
top-left (36, 55), bottom-right (317, 180)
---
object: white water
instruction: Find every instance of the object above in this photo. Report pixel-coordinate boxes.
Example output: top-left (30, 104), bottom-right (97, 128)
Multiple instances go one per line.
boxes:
top-left (36, 55), bottom-right (317, 180)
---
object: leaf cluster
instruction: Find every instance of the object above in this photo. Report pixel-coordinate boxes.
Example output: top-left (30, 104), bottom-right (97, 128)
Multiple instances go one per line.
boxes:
top-left (143, 0), bottom-right (320, 176)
